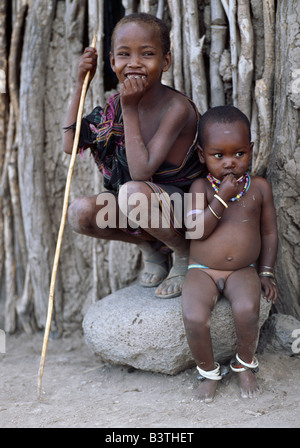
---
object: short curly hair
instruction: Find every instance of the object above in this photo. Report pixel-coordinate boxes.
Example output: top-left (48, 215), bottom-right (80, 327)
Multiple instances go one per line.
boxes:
top-left (198, 105), bottom-right (251, 148)
top-left (111, 13), bottom-right (171, 55)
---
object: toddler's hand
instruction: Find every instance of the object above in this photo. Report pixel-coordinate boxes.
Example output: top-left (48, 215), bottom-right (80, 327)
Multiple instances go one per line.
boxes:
top-left (218, 174), bottom-right (240, 202)
top-left (260, 276), bottom-right (278, 304)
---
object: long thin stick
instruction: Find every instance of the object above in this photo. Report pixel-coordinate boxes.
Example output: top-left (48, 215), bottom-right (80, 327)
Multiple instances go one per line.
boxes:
top-left (37, 35), bottom-right (97, 399)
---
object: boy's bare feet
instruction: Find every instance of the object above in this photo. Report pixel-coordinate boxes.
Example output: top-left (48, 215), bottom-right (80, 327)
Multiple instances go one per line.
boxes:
top-left (140, 256), bottom-right (169, 287)
top-left (139, 242), bottom-right (169, 287)
top-left (238, 370), bottom-right (260, 398)
top-left (155, 254), bottom-right (188, 299)
top-left (139, 243), bottom-right (188, 297)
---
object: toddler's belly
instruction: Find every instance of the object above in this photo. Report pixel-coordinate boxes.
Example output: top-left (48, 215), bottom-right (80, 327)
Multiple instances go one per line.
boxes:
top-left (190, 228), bottom-right (261, 270)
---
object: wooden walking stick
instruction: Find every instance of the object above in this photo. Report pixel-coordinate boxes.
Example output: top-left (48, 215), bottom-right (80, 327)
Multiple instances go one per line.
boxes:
top-left (37, 34), bottom-right (97, 399)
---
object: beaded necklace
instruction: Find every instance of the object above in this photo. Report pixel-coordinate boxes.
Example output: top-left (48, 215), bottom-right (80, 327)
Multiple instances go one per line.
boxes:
top-left (207, 172), bottom-right (251, 202)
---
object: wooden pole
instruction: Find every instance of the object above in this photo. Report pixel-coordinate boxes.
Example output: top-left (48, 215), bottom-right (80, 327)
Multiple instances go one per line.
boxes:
top-left (37, 34), bottom-right (97, 399)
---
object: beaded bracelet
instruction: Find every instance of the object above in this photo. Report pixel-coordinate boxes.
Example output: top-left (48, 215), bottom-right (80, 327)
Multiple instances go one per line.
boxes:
top-left (208, 204), bottom-right (221, 220)
top-left (214, 194), bottom-right (228, 208)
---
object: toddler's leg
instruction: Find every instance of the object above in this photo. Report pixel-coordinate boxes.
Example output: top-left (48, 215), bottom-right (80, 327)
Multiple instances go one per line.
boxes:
top-left (182, 269), bottom-right (220, 402)
top-left (224, 267), bottom-right (261, 398)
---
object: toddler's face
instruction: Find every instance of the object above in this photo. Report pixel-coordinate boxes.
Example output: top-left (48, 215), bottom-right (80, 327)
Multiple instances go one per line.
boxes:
top-left (198, 121), bottom-right (253, 181)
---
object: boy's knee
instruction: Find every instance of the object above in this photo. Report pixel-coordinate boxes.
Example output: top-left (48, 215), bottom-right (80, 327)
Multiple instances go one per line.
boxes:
top-left (119, 181), bottom-right (150, 200)
top-left (118, 181), bottom-right (152, 217)
top-left (68, 197), bottom-right (93, 233)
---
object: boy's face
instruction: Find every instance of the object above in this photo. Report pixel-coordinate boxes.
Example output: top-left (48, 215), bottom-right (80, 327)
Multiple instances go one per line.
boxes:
top-left (198, 120), bottom-right (253, 180)
top-left (110, 22), bottom-right (171, 89)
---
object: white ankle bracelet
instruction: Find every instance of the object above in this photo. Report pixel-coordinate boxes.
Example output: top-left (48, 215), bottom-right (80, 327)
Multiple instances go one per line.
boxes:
top-left (230, 354), bottom-right (259, 373)
top-left (196, 362), bottom-right (223, 381)
top-left (236, 354), bottom-right (259, 369)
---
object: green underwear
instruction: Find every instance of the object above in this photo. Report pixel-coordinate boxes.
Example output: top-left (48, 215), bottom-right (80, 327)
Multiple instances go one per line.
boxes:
top-left (188, 263), bottom-right (255, 270)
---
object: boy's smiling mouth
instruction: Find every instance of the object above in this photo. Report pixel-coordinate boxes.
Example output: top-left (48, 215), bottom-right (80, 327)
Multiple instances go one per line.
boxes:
top-left (125, 73), bottom-right (146, 79)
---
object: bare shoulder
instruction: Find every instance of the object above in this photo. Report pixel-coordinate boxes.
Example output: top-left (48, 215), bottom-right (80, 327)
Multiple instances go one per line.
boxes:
top-left (163, 87), bottom-right (196, 122)
top-left (250, 175), bottom-right (274, 199)
top-left (189, 177), bottom-right (206, 193)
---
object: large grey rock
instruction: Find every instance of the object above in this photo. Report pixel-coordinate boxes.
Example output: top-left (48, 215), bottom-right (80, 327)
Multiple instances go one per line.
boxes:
top-left (83, 284), bottom-right (272, 375)
top-left (265, 313), bottom-right (300, 354)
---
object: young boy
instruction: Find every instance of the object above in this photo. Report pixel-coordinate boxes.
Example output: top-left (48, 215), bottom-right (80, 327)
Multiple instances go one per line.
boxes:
top-left (182, 105), bottom-right (278, 402)
top-left (63, 13), bottom-right (206, 298)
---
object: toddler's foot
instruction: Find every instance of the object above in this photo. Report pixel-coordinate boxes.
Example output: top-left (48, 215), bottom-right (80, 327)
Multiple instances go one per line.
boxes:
top-left (238, 370), bottom-right (260, 398)
top-left (194, 379), bottom-right (218, 403)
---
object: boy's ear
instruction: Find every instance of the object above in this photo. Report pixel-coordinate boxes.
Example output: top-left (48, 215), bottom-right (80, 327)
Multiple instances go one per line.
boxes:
top-left (197, 145), bottom-right (206, 163)
top-left (162, 51), bottom-right (171, 72)
top-left (109, 52), bottom-right (116, 73)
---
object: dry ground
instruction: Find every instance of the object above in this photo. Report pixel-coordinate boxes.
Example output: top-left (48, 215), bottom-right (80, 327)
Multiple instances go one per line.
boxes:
top-left (1, 330), bottom-right (300, 429)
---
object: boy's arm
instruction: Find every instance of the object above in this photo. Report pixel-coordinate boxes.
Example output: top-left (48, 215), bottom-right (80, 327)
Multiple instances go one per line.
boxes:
top-left (258, 178), bottom-right (278, 303)
top-left (63, 47), bottom-right (98, 154)
top-left (120, 79), bottom-right (193, 180)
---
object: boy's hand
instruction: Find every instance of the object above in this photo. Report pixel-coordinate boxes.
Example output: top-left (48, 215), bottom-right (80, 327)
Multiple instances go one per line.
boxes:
top-left (78, 47), bottom-right (98, 85)
top-left (260, 276), bottom-right (278, 304)
top-left (218, 174), bottom-right (241, 202)
top-left (120, 75), bottom-right (148, 109)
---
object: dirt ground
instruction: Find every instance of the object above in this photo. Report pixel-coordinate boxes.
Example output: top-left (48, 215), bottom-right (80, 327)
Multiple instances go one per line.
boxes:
top-left (1, 330), bottom-right (300, 429)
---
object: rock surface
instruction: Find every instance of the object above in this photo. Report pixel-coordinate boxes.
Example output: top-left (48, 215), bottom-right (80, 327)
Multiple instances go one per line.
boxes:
top-left (263, 313), bottom-right (300, 354)
top-left (83, 284), bottom-right (272, 375)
